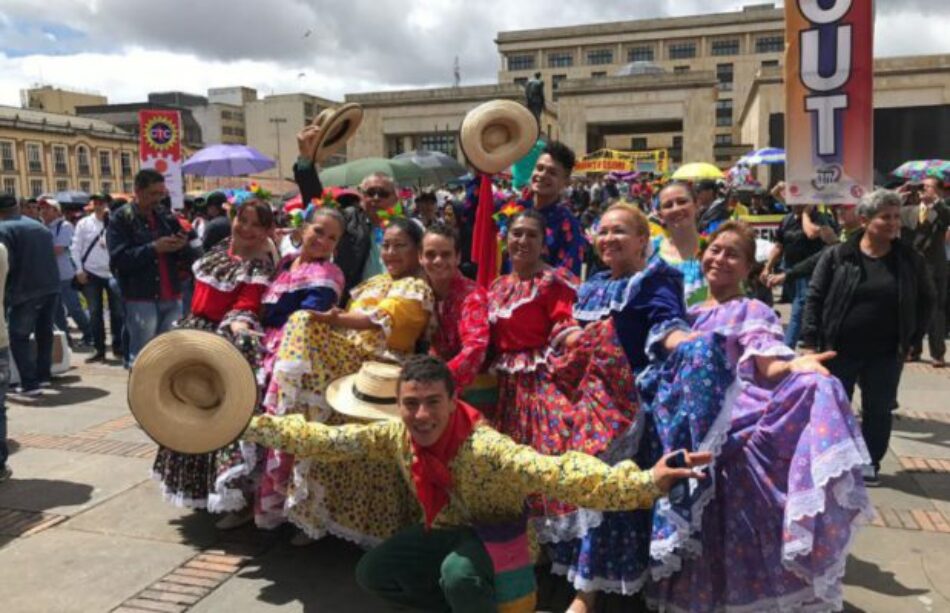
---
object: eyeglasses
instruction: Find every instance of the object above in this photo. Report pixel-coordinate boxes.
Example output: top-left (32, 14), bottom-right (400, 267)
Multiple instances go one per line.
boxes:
top-left (363, 188), bottom-right (392, 199)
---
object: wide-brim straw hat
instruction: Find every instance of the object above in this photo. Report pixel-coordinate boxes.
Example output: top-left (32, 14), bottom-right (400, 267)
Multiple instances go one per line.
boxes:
top-left (326, 361), bottom-right (402, 422)
top-left (128, 329), bottom-right (257, 455)
top-left (311, 103), bottom-right (364, 164)
top-left (459, 100), bottom-right (539, 175)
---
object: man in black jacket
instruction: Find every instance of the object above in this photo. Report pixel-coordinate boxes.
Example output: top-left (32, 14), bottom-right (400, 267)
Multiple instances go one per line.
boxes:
top-left (107, 169), bottom-right (201, 364)
top-left (801, 189), bottom-right (934, 485)
top-left (294, 124), bottom-right (388, 303)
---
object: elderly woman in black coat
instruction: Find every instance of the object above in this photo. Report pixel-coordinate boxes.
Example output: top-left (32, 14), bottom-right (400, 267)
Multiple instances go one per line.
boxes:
top-left (801, 189), bottom-right (934, 486)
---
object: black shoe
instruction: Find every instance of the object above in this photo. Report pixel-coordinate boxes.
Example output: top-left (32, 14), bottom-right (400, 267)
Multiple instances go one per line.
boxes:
top-left (85, 352), bottom-right (106, 364)
top-left (861, 464), bottom-right (880, 487)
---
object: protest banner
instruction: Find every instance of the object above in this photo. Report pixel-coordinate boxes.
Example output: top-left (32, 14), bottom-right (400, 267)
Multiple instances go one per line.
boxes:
top-left (138, 110), bottom-right (184, 209)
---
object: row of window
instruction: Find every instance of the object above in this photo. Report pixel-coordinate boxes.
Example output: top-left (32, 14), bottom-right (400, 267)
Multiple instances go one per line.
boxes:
top-left (0, 141), bottom-right (134, 177)
top-left (627, 133), bottom-right (733, 151)
top-left (507, 34), bottom-right (784, 70)
top-left (221, 126), bottom-right (246, 137)
top-left (219, 110), bottom-right (245, 122)
top-left (1, 176), bottom-right (133, 198)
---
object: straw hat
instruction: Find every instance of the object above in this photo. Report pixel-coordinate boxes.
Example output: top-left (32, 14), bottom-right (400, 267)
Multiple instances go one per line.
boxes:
top-left (310, 103), bottom-right (364, 164)
top-left (459, 100), bottom-right (539, 175)
top-left (128, 330), bottom-right (257, 455)
top-left (326, 361), bottom-right (402, 422)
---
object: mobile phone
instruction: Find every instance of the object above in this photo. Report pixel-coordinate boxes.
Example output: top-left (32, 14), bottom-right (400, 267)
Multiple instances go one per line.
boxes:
top-left (666, 450), bottom-right (689, 505)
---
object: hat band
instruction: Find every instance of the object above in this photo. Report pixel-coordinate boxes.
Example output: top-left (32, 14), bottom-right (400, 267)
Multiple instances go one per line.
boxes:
top-left (352, 384), bottom-right (397, 406)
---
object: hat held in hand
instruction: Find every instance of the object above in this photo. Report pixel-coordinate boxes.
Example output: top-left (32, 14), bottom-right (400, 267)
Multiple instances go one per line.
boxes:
top-left (310, 103), bottom-right (364, 164)
top-left (326, 361), bottom-right (402, 422)
top-left (460, 100), bottom-right (539, 175)
top-left (128, 330), bottom-right (257, 454)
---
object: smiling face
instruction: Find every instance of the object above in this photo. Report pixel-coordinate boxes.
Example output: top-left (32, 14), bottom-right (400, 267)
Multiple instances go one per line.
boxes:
top-left (596, 208), bottom-right (648, 276)
top-left (398, 379), bottom-right (455, 447)
top-left (701, 230), bottom-right (752, 296)
top-left (381, 225), bottom-right (420, 278)
top-left (231, 205), bottom-right (270, 251)
top-left (421, 233), bottom-right (460, 288)
top-left (360, 175), bottom-right (397, 222)
top-left (507, 215), bottom-right (545, 271)
top-left (530, 153), bottom-right (569, 206)
top-left (657, 184), bottom-right (697, 230)
top-left (300, 214), bottom-right (343, 262)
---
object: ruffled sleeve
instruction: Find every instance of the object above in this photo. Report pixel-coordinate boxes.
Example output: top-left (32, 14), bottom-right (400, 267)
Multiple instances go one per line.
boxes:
top-left (362, 276), bottom-right (434, 351)
top-left (447, 285), bottom-right (490, 389)
top-left (732, 299), bottom-right (794, 382)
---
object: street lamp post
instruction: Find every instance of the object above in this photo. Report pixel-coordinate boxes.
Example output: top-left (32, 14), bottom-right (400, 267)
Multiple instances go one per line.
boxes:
top-left (269, 117), bottom-right (288, 180)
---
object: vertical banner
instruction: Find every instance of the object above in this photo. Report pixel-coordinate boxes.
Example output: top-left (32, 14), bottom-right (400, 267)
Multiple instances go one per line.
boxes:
top-left (785, 1), bottom-right (874, 205)
top-left (138, 110), bottom-right (184, 210)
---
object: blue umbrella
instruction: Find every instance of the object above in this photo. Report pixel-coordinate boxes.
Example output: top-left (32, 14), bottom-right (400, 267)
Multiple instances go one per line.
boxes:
top-left (738, 147), bottom-right (785, 166)
top-left (182, 144), bottom-right (276, 176)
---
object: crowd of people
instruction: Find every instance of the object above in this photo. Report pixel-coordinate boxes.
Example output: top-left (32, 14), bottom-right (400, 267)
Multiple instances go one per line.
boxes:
top-left (0, 114), bottom-right (948, 612)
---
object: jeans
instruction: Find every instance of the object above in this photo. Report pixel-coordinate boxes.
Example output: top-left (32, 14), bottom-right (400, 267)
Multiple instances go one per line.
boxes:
top-left (125, 300), bottom-right (182, 364)
top-left (82, 274), bottom-right (124, 355)
top-left (0, 347), bottom-right (9, 469)
top-left (356, 524), bottom-right (495, 613)
top-left (784, 276), bottom-right (809, 348)
top-left (829, 352), bottom-right (903, 470)
top-left (8, 293), bottom-right (57, 391)
top-left (55, 279), bottom-right (92, 344)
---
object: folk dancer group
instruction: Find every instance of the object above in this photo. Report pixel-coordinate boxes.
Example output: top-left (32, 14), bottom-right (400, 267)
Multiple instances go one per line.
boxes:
top-left (141, 114), bottom-right (873, 612)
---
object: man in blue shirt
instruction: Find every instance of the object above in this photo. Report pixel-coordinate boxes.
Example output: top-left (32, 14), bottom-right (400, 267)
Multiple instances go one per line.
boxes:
top-left (0, 195), bottom-right (60, 396)
top-left (526, 141), bottom-right (586, 275)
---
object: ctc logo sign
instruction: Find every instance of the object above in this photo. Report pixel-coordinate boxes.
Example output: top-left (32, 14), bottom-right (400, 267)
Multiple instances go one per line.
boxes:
top-left (150, 122), bottom-right (173, 145)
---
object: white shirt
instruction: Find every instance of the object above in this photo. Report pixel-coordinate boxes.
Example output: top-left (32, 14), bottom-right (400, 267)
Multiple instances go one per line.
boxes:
top-left (71, 214), bottom-right (112, 279)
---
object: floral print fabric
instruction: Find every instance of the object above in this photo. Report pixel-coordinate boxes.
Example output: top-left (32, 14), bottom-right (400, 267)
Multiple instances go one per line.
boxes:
top-left (431, 274), bottom-right (489, 390)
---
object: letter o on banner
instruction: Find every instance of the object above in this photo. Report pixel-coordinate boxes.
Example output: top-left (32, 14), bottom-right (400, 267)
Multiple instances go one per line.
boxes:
top-left (798, 0), bottom-right (853, 24)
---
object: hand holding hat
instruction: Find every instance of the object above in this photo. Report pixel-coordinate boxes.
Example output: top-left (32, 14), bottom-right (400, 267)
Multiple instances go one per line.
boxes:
top-left (460, 99), bottom-right (540, 175)
top-left (297, 104), bottom-right (364, 166)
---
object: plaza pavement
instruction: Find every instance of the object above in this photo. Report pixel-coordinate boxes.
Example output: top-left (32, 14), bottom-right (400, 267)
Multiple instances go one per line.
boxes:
top-left (2, 342), bottom-right (949, 612)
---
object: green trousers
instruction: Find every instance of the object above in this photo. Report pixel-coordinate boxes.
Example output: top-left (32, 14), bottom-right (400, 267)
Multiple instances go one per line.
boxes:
top-left (356, 524), bottom-right (495, 612)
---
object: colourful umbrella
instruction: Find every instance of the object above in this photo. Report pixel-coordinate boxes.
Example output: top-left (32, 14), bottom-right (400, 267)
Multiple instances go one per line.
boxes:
top-left (737, 147), bottom-right (785, 166)
top-left (182, 144), bottom-right (276, 176)
top-left (671, 162), bottom-right (724, 181)
top-left (891, 160), bottom-right (950, 182)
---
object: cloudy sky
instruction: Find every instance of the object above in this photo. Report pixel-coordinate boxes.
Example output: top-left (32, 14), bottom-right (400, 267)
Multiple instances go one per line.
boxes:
top-left (0, 0), bottom-right (947, 107)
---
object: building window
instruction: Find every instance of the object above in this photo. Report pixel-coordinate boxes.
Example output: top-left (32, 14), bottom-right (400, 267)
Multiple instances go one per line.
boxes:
top-left (418, 134), bottom-right (457, 158)
top-left (121, 152), bottom-right (133, 176)
top-left (234, 112), bottom-right (244, 122)
top-left (591, 71), bottom-right (607, 78)
top-left (30, 179), bottom-right (44, 197)
top-left (711, 39), bottom-right (740, 56)
top-left (508, 54), bottom-right (535, 71)
top-left (234, 127), bottom-right (245, 137)
top-left (2, 177), bottom-right (15, 195)
top-left (304, 102), bottom-right (314, 118)
top-left (761, 59), bottom-right (780, 68)
top-left (53, 145), bottom-right (68, 175)
top-left (514, 77), bottom-right (528, 87)
top-left (716, 63), bottom-right (734, 91)
top-left (631, 137), bottom-right (648, 150)
top-left (674, 66), bottom-right (690, 74)
top-left (221, 110), bottom-right (232, 120)
top-left (79, 180), bottom-right (92, 193)
top-left (26, 143), bottom-right (42, 173)
top-left (55, 179), bottom-right (68, 192)
top-left (715, 134), bottom-right (733, 146)
top-left (755, 35), bottom-right (784, 54)
top-left (716, 100), bottom-right (734, 126)
top-left (552, 74), bottom-right (567, 90)
top-left (668, 42), bottom-right (696, 60)
top-left (99, 150), bottom-right (113, 177)
top-left (77, 146), bottom-right (91, 175)
top-left (627, 46), bottom-right (654, 62)
top-left (671, 136), bottom-right (683, 163)
top-left (587, 49), bottom-right (613, 65)
top-left (101, 181), bottom-right (112, 194)
top-left (0, 142), bottom-right (14, 172)
top-left (548, 52), bottom-right (573, 68)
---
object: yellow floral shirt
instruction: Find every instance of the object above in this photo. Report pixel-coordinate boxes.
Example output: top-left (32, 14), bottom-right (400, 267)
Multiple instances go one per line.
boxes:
top-left (245, 414), bottom-right (662, 528)
top-left (348, 274), bottom-right (434, 355)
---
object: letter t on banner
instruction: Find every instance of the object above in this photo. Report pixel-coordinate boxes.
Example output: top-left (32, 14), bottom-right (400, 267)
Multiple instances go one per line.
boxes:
top-left (785, 0), bottom-right (874, 206)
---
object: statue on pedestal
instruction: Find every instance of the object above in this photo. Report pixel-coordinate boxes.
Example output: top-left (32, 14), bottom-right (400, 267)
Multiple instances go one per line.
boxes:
top-left (523, 72), bottom-right (545, 124)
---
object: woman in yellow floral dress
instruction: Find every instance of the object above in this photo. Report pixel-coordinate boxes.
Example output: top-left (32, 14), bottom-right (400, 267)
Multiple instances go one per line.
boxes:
top-left (271, 217), bottom-right (433, 547)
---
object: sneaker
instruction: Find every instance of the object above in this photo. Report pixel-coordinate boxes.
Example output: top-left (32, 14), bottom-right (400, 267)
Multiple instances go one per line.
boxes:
top-left (85, 352), bottom-right (107, 364)
top-left (861, 464), bottom-right (880, 487)
top-left (0, 466), bottom-right (11, 482)
top-left (13, 387), bottom-right (43, 397)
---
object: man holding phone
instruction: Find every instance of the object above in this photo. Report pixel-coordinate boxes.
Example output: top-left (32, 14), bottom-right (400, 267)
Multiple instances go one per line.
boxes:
top-left (107, 169), bottom-right (201, 365)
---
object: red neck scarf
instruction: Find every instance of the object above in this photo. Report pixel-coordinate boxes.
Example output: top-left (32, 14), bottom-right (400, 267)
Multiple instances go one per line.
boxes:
top-left (410, 401), bottom-right (482, 529)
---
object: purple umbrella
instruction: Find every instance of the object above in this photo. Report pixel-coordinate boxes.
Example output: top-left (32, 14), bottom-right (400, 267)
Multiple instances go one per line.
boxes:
top-left (182, 144), bottom-right (276, 176)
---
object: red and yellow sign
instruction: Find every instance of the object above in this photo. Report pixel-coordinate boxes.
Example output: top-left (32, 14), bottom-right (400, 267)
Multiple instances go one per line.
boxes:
top-left (138, 110), bottom-right (184, 209)
top-left (575, 158), bottom-right (632, 173)
top-left (784, 1), bottom-right (874, 205)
